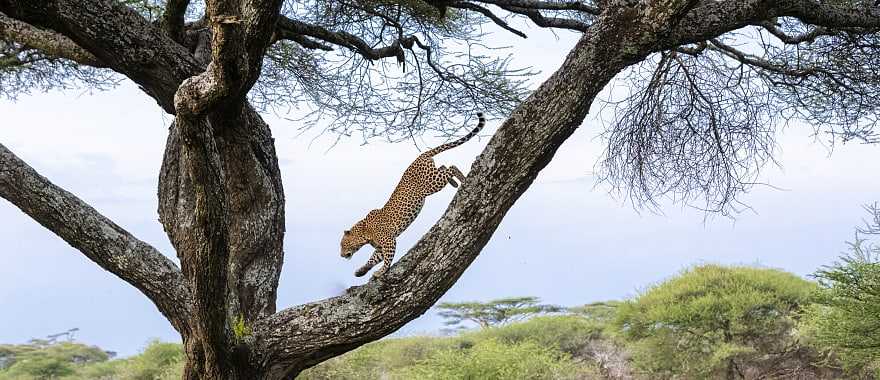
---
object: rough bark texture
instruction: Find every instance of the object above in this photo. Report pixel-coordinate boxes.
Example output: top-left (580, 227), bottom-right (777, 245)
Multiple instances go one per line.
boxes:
top-left (2, 0), bottom-right (879, 379)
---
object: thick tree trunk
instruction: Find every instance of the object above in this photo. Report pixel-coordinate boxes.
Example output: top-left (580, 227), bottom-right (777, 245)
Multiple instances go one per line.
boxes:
top-left (158, 105), bottom-right (285, 379)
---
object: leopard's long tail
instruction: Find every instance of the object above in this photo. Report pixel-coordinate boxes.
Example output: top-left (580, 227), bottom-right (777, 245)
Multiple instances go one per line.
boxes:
top-left (421, 112), bottom-right (485, 157)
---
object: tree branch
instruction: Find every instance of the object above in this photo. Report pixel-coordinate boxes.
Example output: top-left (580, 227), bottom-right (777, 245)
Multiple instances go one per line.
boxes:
top-left (0, 143), bottom-right (191, 333)
top-left (707, 38), bottom-right (816, 78)
top-left (0, 11), bottom-right (105, 67)
top-left (161, 0), bottom-right (191, 42)
top-left (779, 0), bottom-right (880, 29)
top-left (275, 16), bottom-right (413, 60)
top-left (495, 4), bottom-right (591, 31)
top-left (0, 0), bottom-right (204, 114)
top-left (450, 2), bottom-right (528, 38)
top-left (470, 0), bottom-right (600, 15)
top-left (755, 20), bottom-right (833, 44)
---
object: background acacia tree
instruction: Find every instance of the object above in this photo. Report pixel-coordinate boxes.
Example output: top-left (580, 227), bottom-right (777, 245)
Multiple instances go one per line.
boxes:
top-left (1, 0), bottom-right (879, 379)
top-left (436, 296), bottom-right (563, 329)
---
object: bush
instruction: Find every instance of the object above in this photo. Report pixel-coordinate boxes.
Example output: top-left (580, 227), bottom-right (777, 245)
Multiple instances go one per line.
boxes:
top-left (399, 339), bottom-right (596, 380)
top-left (461, 315), bottom-right (604, 356)
top-left (116, 340), bottom-right (184, 380)
top-left (299, 336), bottom-right (456, 380)
top-left (302, 317), bottom-right (606, 380)
top-left (613, 264), bottom-right (821, 379)
top-left (0, 342), bottom-right (109, 380)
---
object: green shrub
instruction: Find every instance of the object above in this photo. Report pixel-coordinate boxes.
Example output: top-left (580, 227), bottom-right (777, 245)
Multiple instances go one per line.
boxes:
top-left (300, 336), bottom-right (455, 380)
top-left (0, 342), bottom-right (109, 380)
top-left (116, 340), bottom-right (184, 380)
top-left (613, 264), bottom-right (819, 379)
top-left (399, 339), bottom-right (596, 380)
top-left (461, 315), bottom-right (604, 356)
top-left (302, 319), bottom-right (605, 380)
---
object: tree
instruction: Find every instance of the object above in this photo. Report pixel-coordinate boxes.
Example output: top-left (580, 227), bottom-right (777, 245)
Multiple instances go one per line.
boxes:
top-left (436, 296), bottom-right (562, 328)
top-left (804, 203), bottom-right (880, 376)
top-left (613, 265), bottom-right (821, 379)
top-left (1, 0), bottom-right (879, 378)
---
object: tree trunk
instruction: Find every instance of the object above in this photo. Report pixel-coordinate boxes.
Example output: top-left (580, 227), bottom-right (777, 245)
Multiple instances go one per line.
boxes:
top-left (158, 105), bottom-right (285, 379)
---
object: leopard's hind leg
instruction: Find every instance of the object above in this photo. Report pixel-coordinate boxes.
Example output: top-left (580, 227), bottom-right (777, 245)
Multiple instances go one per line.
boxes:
top-left (438, 165), bottom-right (467, 188)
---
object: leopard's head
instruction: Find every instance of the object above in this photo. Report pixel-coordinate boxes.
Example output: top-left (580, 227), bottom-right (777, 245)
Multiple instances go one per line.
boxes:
top-left (340, 227), bottom-right (368, 259)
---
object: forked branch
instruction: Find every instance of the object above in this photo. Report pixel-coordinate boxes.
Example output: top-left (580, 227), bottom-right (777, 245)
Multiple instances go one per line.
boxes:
top-left (0, 143), bottom-right (191, 332)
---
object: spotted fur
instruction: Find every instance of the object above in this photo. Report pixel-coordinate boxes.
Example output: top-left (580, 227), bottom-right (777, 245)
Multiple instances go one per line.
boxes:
top-left (340, 113), bottom-right (486, 278)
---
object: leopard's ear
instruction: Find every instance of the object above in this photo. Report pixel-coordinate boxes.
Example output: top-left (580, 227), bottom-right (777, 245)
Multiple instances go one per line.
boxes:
top-left (344, 230), bottom-right (351, 235)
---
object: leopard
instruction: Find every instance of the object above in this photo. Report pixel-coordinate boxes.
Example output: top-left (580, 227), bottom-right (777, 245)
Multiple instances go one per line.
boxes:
top-left (340, 112), bottom-right (486, 279)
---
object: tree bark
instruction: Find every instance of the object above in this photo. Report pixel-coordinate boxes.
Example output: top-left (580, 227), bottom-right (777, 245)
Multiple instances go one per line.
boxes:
top-left (159, 107), bottom-right (285, 379)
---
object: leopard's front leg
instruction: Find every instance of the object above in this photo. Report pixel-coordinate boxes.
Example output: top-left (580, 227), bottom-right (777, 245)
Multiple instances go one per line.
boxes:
top-left (354, 249), bottom-right (381, 277)
top-left (371, 238), bottom-right (397, 279)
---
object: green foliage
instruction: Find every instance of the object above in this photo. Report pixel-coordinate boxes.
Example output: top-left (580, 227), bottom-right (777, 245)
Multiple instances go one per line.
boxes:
top-left (436, 296), bottom-right (563, 328)
top-left (613, 264), bottom-right (819, 378)
top-left (0, 341), bottom-right (108, 380)
top-left (0, 340), bottom-right (182, 380)
top-left (302, 315), bottom-right (603, 379)
top-left (400, 339), bottom-right (596, 380)
top-left (232, 315), bottom-right (252, 343)
top-left (117, 340), bottom-right (183, 380)
top-left (300, 336), bottom-right (457, 380)
top-left (568, 301), bottom-right (621, 324)
top-left (803, 204), bottom-right (880, 377)
top-left (461, 315), bottom-right (604, 356)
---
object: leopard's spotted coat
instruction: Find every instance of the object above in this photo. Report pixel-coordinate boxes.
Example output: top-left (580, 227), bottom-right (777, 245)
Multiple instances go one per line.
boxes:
top-left (340, 113), bottom-right (486, 278)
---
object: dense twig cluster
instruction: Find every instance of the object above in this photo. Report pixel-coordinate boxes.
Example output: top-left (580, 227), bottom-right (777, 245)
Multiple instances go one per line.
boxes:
top-left (0, 40), bottom-right (117, 99)
top-left (601, 20), bottom-right (880, 214)
top-left (256, 0), bottom-right (600, 141)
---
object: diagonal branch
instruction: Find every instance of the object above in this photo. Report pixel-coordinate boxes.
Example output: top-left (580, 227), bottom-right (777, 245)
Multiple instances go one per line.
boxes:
top-left (0, 11), bottom-right (105, 67)
top-left (0, 143), bottom-right (191, 333)
top-left (469, 0), bottom-right (600, 14)
top-left (250, 15), bottom-right (650, 377)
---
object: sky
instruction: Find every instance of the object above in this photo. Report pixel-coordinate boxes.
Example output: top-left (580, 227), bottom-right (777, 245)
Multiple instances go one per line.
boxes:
top-left (1, 25), bottom-right (879, 357)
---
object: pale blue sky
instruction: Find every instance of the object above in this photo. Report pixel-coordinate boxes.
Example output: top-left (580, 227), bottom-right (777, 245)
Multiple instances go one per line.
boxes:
top-left (1, 27), bottom-right (878, 357)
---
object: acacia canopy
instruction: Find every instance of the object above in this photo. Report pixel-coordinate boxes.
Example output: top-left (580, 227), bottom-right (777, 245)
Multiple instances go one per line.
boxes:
top-left (1, 0), bottom-right (879, 378)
